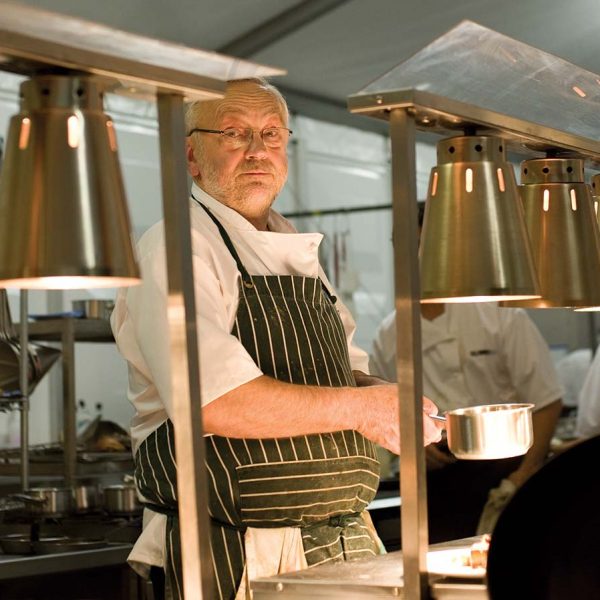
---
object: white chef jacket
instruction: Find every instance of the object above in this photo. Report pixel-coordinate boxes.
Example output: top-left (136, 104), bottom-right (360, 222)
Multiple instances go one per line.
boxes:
top-left (111, 184), bottom-right (370, 580)
top-left (555, 348), bottom-right (592, 408)
top-left (575, 347), bottom-right (600, 438)
top-left (370, 303), bottom-right (562, 413)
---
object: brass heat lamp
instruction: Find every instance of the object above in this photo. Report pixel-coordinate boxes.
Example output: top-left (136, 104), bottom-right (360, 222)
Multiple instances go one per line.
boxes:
top-left (420, 135), bottom-right (540, 303)
top-left (0, 73), bottom-right (140, 289)
top-left (574, 172), bottom-right (600, 311)
top-left (508, 157), bottom-right (600, 309)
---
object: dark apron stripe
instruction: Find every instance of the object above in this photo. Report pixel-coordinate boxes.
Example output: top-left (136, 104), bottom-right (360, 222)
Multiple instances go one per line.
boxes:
top-left (275, 275), bottom-right (307, 384)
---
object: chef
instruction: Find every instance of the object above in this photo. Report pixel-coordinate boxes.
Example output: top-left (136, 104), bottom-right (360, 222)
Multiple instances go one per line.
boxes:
top-left (575, 346), bottom-right (600, 439)
top-left (370, 205), bottom-right (563, 542)
top-left (111, 78), bottom-right (442, 600)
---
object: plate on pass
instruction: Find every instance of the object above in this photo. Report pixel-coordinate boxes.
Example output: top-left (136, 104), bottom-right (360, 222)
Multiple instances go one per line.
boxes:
top-left (427, 548), bottom-right (486, 579)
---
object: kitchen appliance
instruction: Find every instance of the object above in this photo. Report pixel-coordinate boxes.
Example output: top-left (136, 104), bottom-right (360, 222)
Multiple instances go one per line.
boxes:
top-left (102, 484), bottom-right (141, 516)
top-left (0, 74), bottom-right (140, 290)
top-left (0, 290), bottom-right (60, 395)
top-left (430, 403), bottom-right (534, 459)
top-left (507, 157), bottom-right (600, 308)
top-left (347, 19), bottom-right (600, 598)
top-left (420, 135), bottom-right (540, 303)
top-left (73, 483), bottom-right (99, 514)
top-left (10, 487), bottom-right (73, 518)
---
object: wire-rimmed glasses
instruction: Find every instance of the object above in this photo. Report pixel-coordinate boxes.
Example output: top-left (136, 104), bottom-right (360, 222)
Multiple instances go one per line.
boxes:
top-left (188, 126), bottom-right (292, 149)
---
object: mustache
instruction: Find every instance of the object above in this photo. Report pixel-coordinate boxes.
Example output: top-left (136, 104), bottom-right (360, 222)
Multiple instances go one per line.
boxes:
top-left (238, 161), bottom-right (275, 174)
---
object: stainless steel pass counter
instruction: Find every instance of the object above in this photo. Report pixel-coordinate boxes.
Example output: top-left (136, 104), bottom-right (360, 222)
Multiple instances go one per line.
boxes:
top-left (0, 543), bottom-right (142, 600)
top-left (252, 537), bottom-right (489, 599)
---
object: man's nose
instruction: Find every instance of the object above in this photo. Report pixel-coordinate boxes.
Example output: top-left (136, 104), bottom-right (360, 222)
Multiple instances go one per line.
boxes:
top-left (245, 131), bottom-right (268, 156)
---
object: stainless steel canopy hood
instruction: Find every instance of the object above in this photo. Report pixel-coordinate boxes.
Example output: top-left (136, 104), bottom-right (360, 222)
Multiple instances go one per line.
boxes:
top-left (349, 20), bottom-right (600, 160)
top-left (345, 20), bottom-right (600, 600)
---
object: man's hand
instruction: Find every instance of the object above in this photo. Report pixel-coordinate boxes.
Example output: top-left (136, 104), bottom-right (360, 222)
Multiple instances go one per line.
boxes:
top-left (355, 385), bottom-right (443, 455)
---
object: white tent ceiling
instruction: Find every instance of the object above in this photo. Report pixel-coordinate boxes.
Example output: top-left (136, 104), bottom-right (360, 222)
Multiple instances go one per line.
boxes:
top-left (7, 0), bottom-right (600, 135)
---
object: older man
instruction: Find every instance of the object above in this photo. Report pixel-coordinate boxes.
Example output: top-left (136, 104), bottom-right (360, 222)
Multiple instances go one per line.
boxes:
top-left (112, 78), bottom-right (442, 600)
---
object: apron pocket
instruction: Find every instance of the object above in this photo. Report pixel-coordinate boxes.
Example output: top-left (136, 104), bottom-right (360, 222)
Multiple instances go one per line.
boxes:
top-left (236, 455), bottom-right (379, 527)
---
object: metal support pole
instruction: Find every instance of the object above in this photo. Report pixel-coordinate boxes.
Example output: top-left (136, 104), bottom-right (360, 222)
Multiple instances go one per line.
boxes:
top-left (389, 108), bottom-right (430, 599)
top-left (19, 290), bottom-right (29, 491)
top-left (62, 318), bottom-right (77, 487)
top-left (156, 92), bottom-right (214, 599)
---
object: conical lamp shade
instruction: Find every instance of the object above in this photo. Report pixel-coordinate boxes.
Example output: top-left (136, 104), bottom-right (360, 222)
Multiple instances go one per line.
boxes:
top-left (590, 173), bottom-right (600, 227)
top-left (509, 158), bottom-right (600, 308)
top-left (574, 173), bottom-right (600, 311)
top-left (420, 135), bottom-right (540, 302)
top-left (0, 74), bottom-right (140, 289)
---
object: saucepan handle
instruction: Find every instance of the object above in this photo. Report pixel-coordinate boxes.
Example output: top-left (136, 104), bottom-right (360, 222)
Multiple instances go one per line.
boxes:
top-left (428, 413), bottom-right (447, 423)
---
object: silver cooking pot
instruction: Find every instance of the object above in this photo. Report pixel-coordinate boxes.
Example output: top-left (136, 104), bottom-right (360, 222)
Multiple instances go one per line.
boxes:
top-left (430, 403), bottom-right (534, 460)
top-left (10, 487), bottom-right (73, 517)
top-left (73, 483), bottom-right (99, 514)
top-left (102, 484), bottom-right (141, 516)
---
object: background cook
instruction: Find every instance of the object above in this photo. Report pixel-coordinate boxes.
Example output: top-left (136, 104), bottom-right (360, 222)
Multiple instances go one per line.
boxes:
top-left (370, 203), bottom-right (563, 543)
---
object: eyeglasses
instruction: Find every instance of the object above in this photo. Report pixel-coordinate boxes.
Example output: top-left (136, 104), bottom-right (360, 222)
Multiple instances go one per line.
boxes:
top-left (187, 126), bottom-right (293, 149)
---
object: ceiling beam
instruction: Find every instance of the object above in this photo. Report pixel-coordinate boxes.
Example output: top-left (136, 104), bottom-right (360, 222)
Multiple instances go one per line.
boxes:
top-left (218, 0), bottom-right (351, 57)
top-left (217, 0), bottom-right (391, 136)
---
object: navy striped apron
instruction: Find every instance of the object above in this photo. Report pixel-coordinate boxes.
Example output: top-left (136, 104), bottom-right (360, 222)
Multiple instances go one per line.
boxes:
top-left (134, 204), bottom-right (381, 599)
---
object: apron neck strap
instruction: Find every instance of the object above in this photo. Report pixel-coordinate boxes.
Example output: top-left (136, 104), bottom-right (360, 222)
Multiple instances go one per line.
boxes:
top-left (193, 195), bottom-right (253, 285)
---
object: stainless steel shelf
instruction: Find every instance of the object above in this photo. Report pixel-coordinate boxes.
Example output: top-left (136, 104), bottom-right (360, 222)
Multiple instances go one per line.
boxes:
top-left (12, 318), bottom-right (117, 486)
top-left (24, 318), bottom-right (114, 343)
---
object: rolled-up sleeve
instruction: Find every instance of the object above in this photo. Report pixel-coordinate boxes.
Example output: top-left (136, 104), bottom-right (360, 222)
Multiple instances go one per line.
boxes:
top-left (124, 233), bottom-right (263, 421)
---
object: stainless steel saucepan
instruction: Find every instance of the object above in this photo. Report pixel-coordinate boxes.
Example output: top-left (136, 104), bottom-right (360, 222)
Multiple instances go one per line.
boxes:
top-left (429, 403), bottom-right (534, 460)
top-left (102, 483), bottom-right (141, 516)
top-left (10, 487), bottom-right (73, 517)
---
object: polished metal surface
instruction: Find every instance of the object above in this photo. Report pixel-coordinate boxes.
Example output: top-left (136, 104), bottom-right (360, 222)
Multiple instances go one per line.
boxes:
top-left (0, 74), bottom-right (140, 289)
top-left (348, 21), bottom-right (600, 165)
top-left (420, 135), bottom-right (540, 302)
top-left (252, 537), bottom-right (488, 599)
top-left (508, 157), bottom-right (600, 308)
top-left (0, 2), bottom-right (283, 101)
top-left (73, 483), bottom-right (99, 514)
top-left (157, 92), bottom-right (214, 598)
top-left (442, 403), bottom-right (534, 460)
top-left (389, 109), bottom-right (429, 599)
top-left (0, 290), bottom-right (61, 395)
top-left (102, 484), bottom-right (141, 516)
top-left (576, 174), bottom-right (600, 312)
top-left (71, 299), bottom-right (115, 320)
top-left (591, 173), bottom-right (600, 214)
top-left (13, 486), bottom-right (73, 517)
top-left (344, 19), bottom-right (600, 599)
top-left (19, 290), bottom-right (28, 492)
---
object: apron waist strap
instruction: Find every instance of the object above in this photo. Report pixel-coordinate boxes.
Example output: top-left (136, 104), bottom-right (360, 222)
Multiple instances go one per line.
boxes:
top-left (142, 502), bottom-right (179, 518)
top-left (306, 512), bottom-right (362, 530)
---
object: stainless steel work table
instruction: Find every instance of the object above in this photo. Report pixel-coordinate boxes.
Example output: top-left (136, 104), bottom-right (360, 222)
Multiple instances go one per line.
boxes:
top-left (252, 537), bottom-right (488, 599)
top-left (0, 542), bottom-right (132, 580)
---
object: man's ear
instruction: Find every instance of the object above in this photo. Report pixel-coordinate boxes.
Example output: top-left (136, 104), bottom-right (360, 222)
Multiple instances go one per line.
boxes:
top-left (186, 140), bottom-right (201, 179)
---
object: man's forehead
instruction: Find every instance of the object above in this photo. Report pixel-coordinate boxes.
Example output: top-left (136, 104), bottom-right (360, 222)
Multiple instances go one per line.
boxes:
top-left (214, 97), bottom-right (285, 123)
